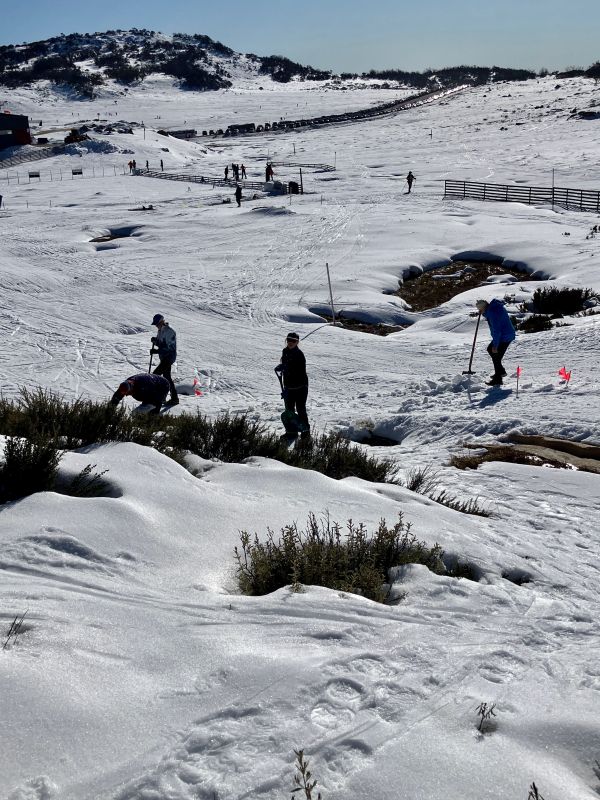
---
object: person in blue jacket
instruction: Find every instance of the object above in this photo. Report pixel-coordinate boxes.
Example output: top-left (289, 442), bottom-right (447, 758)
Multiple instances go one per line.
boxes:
top-left (150, 313), bottom-right (179, 406)
top-left (476, 299), bottom-right (516, 385)
top-left (110, 373), bottom-right (169, 414)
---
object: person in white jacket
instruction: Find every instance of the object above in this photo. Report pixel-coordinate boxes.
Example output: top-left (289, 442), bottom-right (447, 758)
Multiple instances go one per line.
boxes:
top-left (150, 313), bottom-right (179, 406)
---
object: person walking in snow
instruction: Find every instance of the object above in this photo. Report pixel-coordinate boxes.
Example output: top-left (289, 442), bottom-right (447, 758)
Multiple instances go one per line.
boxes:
top-left (475, 299), bottom-right (516, 386)
top-left (265, 163), bottom-right (274, 182)
top-left (145, 160), bottom-right (149, 171)
top-left (224, 165), bottom-right (229, 181)
top-left (275, 332), bottom-right (310, 439)
top-left (241, 164), bottom-right (247, 179)
top-left (110, 373), bottom-right (169, 415)
top-left (150, 313), bottom-right (179, 405)
top-left (406, 171), bottom-right (416, 193)
top-left (132, 159), bottom-right (137, 171)
top-left (235, 184), bottom-right (242, 207)
top-left (128, 160), bottom-right (133, 173)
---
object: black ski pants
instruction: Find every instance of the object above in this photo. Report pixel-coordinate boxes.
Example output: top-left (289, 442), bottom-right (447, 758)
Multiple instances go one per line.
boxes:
top-left (153, 359), bottom-right (178, 399)
top-left (487, 340), bottom-right (511, 378)
top-left (284, 386), bottom-right (309, 430)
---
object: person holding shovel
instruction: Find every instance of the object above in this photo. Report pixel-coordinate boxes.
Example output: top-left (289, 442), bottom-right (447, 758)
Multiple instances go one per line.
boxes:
top-left (150, 313), bottom-right (179, 405)
top-left (475, 299), bottom-right (516, 385)
top-left (275, 332), bottom-right (310, 440)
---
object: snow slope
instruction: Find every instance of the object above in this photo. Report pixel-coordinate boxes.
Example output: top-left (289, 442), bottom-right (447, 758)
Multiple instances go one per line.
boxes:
top-left (1, 74), bottom-right (600, 799)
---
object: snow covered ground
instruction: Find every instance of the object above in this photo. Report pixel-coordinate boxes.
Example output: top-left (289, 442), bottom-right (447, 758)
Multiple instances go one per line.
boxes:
top-left (1, 74), bottom-right (600, 800)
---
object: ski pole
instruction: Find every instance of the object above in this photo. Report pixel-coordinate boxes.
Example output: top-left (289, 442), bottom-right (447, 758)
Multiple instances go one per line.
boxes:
top-left (148, 349), bottom-right (154, 374)
top-left (463, 312), bottom-right (481, 375)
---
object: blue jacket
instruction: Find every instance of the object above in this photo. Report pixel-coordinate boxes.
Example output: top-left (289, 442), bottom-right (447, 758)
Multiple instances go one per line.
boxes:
top-left (155, 323), bottom-right (177, 364)
top-left (484, 299), bottom-right (516, 347)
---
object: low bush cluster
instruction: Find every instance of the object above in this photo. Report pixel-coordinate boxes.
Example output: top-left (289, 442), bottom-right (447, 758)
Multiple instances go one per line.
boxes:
top-left (0, 433), bottom-right (109, 504)
top-left (515, 314), bottom-right (553, 334)
top-left (235, 513), bottom-right (444, 602)
top-left (402, 465), bottom-right (490, 516)
top-left (0, 391), bottom-right (394, 487)
top-left (531, 286), bottom-right (598, 316)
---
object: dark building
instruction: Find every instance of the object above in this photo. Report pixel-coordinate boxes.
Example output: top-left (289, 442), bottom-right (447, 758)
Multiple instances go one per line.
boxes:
top-left (0, 113), bottom-right (32, 150)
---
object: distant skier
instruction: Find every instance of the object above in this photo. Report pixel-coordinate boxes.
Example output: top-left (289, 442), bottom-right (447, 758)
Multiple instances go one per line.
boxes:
top-left (224, 165), bottom-right (229, 180)
top-left (110, 373), bottom-right (169, 415)
top-left (241, 164), bottom-right (247, 179)
top-left (150, 313), bottom-right (179, 405)
top-left (235, 184), bottom-right (242, 207)
top-left (475, 299), bottom-right (516, 386)
top-left (275, 332), bottom-right (310, 440)
top-left (406, 171), bottom-right (416, 193)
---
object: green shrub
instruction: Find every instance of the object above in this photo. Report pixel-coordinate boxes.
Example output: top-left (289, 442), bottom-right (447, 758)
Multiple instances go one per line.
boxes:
top-left (163, 414), bottom-right (393, 481)
top-left (235, 513), bottom-right (444, 602)
top-left (402, 466), bottom-right (490, 516)
top-left (516, 314), bottom-right (553, 333)
top-left (62, 464), bottom-right (110, 498)
top-left (532, 286), bottom-right (598, 316)
top-left (0, 388), bottom-right (158, 447)
top-left (0, 393), bottom-right (393, 484)
top-left (0, 436), bottom-right (62, 503)
top-left (164, 411), bottom-right (284, 462)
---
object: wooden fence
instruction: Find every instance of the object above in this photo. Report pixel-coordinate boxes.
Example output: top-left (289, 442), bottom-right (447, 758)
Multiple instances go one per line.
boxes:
top-left (444, 179), bottom-right (600, 213)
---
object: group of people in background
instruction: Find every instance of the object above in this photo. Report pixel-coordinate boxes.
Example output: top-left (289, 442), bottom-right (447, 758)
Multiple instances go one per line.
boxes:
top-left (128, 159), bottom-right (164, 173)
top-left (225, 163), bottom-right (247, 181)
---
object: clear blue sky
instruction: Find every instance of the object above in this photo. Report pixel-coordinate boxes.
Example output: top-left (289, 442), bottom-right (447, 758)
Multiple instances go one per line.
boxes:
top-left (1, 0), bottom-right (598, 73)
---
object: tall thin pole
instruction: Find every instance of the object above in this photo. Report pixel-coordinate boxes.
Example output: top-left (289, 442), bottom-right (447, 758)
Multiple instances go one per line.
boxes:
top-left (463, 312), bottom-right (481, 375)
top-left (299, 167), bottom-right (303, 195)
top-left (552, 168), bottom-right (555, 210)
top-left (326, 262), bottom-right (336, 326)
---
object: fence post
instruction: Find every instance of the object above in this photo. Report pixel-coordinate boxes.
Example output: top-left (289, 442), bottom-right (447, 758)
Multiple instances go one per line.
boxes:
top-left (326, 262), bottom-right (336, 325)
top-left (463, 181), bottom-right (465, 198)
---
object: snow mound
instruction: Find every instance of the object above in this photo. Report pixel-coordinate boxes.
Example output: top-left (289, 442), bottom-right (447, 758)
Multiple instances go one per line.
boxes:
top-left (62, 139), bottom-right (120, 156)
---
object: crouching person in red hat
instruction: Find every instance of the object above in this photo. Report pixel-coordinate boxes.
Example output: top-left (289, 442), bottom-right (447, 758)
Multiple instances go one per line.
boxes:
top-left (110, 373), bottom-right (170, 415)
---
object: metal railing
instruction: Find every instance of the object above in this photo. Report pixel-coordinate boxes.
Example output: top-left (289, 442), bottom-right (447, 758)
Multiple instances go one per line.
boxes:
top-left (132, 169), bottom-right (273, 191)
top-left (444, 179), bottom-right (600, 213)
top-left (0, 143), bottom-right (70, 168)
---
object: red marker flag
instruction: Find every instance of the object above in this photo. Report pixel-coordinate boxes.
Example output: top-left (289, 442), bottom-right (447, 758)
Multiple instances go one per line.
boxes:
top-left (193, 377), bottom-right (203, 396)
top-left (516, 366), bottom-right (522, 378)
top-left (558, 366), bottom-right (571, 383)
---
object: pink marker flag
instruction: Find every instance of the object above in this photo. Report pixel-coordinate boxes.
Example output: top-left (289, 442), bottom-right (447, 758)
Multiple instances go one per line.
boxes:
top-left (193, 377), bottom-right (203, 396)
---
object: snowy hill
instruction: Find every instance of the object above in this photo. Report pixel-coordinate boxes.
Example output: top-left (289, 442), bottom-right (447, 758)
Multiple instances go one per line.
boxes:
top-left (1, 57), bottom-right (600, 800)
top-left (4, 28), bottom-right (593, 102)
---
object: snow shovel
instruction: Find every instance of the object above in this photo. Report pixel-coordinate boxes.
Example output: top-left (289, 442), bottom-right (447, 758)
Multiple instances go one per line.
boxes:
top-left (463, 312), bottom-right (481, 375)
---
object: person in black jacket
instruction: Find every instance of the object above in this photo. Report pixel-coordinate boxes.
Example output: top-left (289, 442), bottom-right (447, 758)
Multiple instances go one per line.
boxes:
top-left (276, 332), bottom-right (310, 438)
top-left (110, 373), bottom-right (169, 415)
